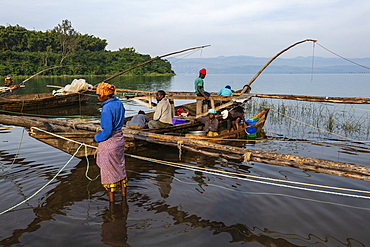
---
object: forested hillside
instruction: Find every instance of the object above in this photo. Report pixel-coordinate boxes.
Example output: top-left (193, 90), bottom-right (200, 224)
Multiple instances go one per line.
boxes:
top-left (0, 20), bottom-right (174, 76)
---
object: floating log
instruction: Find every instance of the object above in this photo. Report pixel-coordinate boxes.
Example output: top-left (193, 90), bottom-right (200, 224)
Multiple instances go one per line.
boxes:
top-left (2, 114), bottom-right (370, 180)
top-left (0, 114), bottom-right (78, 132)
top-left (252, 93), bottom-right (370, 104)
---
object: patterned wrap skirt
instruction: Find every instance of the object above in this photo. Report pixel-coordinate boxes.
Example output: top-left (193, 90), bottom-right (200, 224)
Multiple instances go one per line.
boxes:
top-left (97, 130), bottom-right (126, 190)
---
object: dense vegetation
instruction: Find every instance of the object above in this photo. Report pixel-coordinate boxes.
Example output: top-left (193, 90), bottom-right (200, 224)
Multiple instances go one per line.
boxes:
top-left (0, 20), bottom-right (174, 76)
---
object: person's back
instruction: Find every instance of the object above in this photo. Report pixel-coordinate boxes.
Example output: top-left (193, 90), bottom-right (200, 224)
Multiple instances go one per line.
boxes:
top-left (217, 85), bottom-right (233, 96)
top-left (229, 105), bottom-right (244, 119)
top-left (127, 110), bottom-right (149, 129)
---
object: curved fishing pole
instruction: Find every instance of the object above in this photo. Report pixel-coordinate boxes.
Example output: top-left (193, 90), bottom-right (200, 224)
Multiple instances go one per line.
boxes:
top-left (240, 39), bottom-right (317, 93)
top-left (102, 45), bottom-right (211, 83)
top-left (21, 65), bottom-right (84, 84)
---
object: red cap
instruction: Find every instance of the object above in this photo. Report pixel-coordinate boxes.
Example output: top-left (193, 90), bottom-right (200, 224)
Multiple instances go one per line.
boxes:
top-left (199, 68), bottom-right (207, 75)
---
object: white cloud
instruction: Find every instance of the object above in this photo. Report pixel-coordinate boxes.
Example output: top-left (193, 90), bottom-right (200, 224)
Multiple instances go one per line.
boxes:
top-left (1, 0), bottom-right (370, 58)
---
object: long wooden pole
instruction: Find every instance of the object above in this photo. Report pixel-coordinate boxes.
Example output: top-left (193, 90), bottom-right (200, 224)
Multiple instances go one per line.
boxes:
top-left (21, 65), bottom-right (80, 84)
top-left (102, 45), bottom-right (211, 83)
top-left (2, 114), bottom-right (370, 180)
top-left (240, 39), bottom-right (317, 93)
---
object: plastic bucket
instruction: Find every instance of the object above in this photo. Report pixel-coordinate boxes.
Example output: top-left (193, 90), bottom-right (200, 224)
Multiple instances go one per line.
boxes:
top-left (246, 117), bottom-right (259, 126)
top-left (172, 118), bottom-right (187, 125)
top-left (245, 126), bottom-right (256, 137)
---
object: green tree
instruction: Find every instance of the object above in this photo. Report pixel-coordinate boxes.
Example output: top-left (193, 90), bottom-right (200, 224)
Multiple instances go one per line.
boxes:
top-left (52, 19), bottom-right (79, 65)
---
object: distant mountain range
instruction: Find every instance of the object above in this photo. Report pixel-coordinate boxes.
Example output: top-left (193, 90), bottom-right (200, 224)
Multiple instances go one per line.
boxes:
top-left (170, 56), bottom-right (370, 74)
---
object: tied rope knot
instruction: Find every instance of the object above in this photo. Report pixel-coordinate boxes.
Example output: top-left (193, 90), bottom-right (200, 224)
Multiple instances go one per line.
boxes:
top-left (177, 141), bottom-right (184, 160)
top-left (72, 119), bottom-right (88, 130)
top-left (243, 152), bottom-right (252, 163)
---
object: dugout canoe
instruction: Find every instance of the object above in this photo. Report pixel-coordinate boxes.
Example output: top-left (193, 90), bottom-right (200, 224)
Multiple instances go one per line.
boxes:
top-left (0, 92), bottom-right (92, 112)
top-left (184, 108), bottom-right (270, 142)
top-left (0, 84), bottom-right (25, 97)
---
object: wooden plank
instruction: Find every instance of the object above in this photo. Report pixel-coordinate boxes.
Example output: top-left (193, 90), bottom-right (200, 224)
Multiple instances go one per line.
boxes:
top-left (196, 99), bottom-right (203, 117)
top-left (252, 94), bottom-right (370, 104)
top-left (169, 99), bottom-right (175, 118)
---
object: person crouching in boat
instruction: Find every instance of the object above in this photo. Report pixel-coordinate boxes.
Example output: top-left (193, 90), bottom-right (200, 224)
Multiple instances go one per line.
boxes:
top-left (126, 110), bottom-right (149, 129)
top-left (221, 105), bottom-right (247, 132)
top-left (148, 90), bottom-right (173, 129)
top-left (217, 85), bottom-right (233, 96)
top-left (191, 108), bottom-right (219, 136)
top-left (4, 75), bottom-right (14, 87)
top-left (94, 82), bottom-right (127, 203)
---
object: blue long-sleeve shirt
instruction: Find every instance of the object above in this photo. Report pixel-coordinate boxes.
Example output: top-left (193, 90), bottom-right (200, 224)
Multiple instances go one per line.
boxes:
top-left (94, 98), bottom-right (125, 142)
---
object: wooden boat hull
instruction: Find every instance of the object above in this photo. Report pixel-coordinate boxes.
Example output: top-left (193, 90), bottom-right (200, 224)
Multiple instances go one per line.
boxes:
top-left (0, 84), bottom-right (25, 97)
top-left (0, 92), bottom-right (92, 112)
top-left (185, 108), bottom-right (270, 143)
top-left (29, 129), bottom-right (148, 158)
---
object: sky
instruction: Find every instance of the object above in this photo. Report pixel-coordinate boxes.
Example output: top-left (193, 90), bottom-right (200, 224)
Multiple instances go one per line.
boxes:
top-left (2, 0), bottom-right (370, 59)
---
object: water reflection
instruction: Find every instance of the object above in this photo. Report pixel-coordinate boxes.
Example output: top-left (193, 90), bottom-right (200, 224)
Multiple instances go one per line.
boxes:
top-left (1, 145), bottom-right (367, 246)
top-left (0, 158), bottom-right (101, 246)
top-left (101, 199), bottom-right (130, 246)
top-left (130, 189), bottom-right (364, 247)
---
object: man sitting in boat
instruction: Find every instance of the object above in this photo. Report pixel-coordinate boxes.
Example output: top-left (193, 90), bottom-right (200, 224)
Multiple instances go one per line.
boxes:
top-left (191, 108), bottom-right (219, 136)
top-left (4, 75), bottom-right (14, 87)
top-left (148, 90), bottom-right (173, 129)
top-left (126, 110), bottom-right (149, 129)
top-left (217, 85), bottom-right (233, 96)
top-left (221, 106), bottom-right (247, 132)
top-left (194, 68), bottom-right (211, 109)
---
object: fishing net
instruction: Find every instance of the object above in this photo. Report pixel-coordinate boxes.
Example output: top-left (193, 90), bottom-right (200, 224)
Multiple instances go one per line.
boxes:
top-left (52, 79), bottom-right (93, 95)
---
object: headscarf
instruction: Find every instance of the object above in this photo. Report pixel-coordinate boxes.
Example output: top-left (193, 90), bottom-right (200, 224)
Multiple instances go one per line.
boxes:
top-left (225, 85), bottom-right (231, 89)
top-left (199, 68), bottom-right (207, 75)
top-left (96, 82), bottom-right (116, 95)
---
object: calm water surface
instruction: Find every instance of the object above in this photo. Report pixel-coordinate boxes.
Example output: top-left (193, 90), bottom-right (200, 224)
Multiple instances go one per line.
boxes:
top-left (1, 73), bottom-right (370, 246)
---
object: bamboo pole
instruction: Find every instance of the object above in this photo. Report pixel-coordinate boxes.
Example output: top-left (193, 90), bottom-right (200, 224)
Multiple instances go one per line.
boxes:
top-left (240, 39), bottom-right (317, 93)
top-left (252, 93), bottom-right (370, 104)
top-left (2, 114), bottom-right (370, 180)
top-left (102, 45), bottom-right (211, 83)
top-left (22, 65), bottom-right (80, 84)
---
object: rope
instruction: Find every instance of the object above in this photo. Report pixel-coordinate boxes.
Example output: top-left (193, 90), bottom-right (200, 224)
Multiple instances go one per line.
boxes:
top-left (30, 127), bottom-right (97, 149)
top-left (316, 43), bottom-right (370, 70)
top-left (310, 41), bottom-right (316, 82)
top-left (243, 152), bottom-right (252, 162)
top-left (266, 106), bottom-right (370, 147)
top-left (30, 128), bottom-right (370, 196)
top-left (84, 145), bottom-right (100, 181)
top-left (0, 128), bottom-right (25, 175)
top-left (125, 154), bottom-right (370, 200)
top-left (11, 126), bottom-right (370, 217)
top-left (249, 100), bottom-right (370, 147)
top-left (128, 170), bottom-right (370, 211)
top-left (0, 144), bottom-right (83, 215)
top-left (177, 141), bottom-right (184, 160)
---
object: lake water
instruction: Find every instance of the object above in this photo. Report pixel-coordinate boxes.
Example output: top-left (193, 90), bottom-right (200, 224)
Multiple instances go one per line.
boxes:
top-left (1, 73), bottom-right (370, 246)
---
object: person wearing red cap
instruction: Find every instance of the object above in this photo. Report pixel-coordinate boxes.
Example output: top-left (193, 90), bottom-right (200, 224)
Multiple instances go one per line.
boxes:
top-left (194, 68), bottom-right (211, 108)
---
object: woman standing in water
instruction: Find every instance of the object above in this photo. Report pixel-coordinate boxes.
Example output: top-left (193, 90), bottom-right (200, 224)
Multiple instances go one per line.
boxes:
top-left (94, 82), bottom-right (127, 202)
